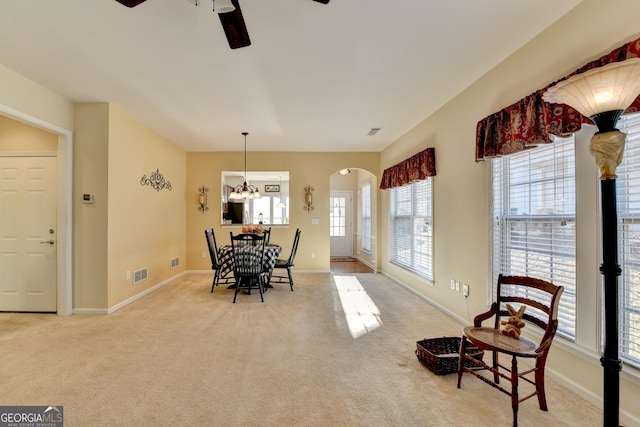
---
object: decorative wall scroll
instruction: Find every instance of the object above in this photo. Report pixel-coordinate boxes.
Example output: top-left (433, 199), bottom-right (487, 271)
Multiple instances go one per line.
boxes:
top-left (140, 168), bottom-right (172, 191)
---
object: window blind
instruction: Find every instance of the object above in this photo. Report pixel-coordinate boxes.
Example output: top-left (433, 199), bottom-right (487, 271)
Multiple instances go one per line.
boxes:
top-left (390, 179), bottom-right (433, 280)
top-left (491, 137), bottom-right (576, 339)
top-left (614, 112), bottom-right (640, 367)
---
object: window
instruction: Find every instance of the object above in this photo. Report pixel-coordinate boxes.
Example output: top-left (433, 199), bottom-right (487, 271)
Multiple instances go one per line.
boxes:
top-left (614, 112), bottom-right (640, 367)
top-left (389, 179), bottom-right (433, 280)
top-left (361, 182), bottom-right (371, 253)
top-left (221, 171), bottom-right (289, 225)
top-left (491, 137), bottom-right (576, 339)
top-left (251, 197), bottom-right (271, 225)
top-left (330, 196), bottom-right (347, 237)
top-left (249, 196), bottom-right (288, 225)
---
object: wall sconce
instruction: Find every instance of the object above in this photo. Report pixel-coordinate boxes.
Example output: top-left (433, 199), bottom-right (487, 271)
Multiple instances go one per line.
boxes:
top-left (198, 185), bottom-right (208, 213)
top-left (303, 185), bottom-right (314, 212)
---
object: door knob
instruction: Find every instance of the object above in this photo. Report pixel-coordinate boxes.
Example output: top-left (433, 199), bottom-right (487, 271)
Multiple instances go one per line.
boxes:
top-left (40, 239), bottom-right (55, 245)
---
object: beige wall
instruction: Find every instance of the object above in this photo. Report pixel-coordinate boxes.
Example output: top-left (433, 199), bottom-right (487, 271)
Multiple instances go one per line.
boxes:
top-left (187, 152), bottom-right (379, 271)
top-left (0, 64), bottom-right (73, 131)
top-left (74, 103), bottom-right (109, 309)
top-left (74, 103), bottom-right (187, 310)
top-left (107, 105), bottom-right (187, 307)
top-left (0, 115), bottom-right (58, 152)
top-left (379, 0), bottom-right (640, 423)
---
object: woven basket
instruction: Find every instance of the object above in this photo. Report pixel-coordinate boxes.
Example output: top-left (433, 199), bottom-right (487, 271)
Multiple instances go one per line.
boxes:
top-left (415, 336), bottom-right (484, 375)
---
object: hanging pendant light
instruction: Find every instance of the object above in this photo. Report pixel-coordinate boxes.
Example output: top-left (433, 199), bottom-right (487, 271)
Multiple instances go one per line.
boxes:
top-left (230, 132), bottom-right (261, 200)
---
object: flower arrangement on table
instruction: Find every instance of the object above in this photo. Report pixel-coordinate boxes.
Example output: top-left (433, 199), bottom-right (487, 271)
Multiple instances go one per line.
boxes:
top-left (242, 224), bottom-right (264, 234)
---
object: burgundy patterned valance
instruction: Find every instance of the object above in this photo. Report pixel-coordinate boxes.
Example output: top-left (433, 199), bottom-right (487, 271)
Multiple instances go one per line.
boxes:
top-left (476, 37), bottom-right (640, 161)
top-left (379, 147), bottom-right (436, 190)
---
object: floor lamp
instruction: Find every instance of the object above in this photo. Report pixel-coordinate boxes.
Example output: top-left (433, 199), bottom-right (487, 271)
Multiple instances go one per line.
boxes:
top-left (544, 57), bottom-right (640, 427)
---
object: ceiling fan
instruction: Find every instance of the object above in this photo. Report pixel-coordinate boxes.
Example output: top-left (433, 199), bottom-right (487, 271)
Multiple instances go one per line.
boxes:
top-left (114, 0), bottom-right (330, 49)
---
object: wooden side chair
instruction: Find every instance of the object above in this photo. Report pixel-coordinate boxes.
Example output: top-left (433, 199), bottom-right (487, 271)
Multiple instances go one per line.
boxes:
top-left (204, 228), bottom-right (234, 292)
top-left (270, 228), bottom-right (301, 291)
top-left (456, 274), bottom-right (564, 427)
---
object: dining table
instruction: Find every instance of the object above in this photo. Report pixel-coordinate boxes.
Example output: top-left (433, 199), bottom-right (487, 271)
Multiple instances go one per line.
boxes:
top-left (217, 243), bottom-right (282, 288)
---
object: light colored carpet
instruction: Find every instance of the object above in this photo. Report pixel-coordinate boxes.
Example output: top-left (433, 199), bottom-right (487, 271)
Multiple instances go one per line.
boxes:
top-left (0, 273), bottom-right (601, 426)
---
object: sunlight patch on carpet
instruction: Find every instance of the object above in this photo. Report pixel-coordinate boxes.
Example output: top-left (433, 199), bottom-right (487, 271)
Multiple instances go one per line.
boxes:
top-left (334, 275), bottom-right (381, 339)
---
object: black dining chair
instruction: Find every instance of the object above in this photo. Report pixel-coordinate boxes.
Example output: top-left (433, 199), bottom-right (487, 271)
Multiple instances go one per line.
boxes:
top-left (270, 228), bottom-right (301, 291)
top-left (230, 232), bottom-right (268, 303)
top-left (262, 227), bottom-right (272, 244)
top-left (204, 228), bottom-right (234, 292)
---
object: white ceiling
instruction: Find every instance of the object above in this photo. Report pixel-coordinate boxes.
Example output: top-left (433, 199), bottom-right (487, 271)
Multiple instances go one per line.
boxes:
top-left (0, 0), bottom-right (582, 152)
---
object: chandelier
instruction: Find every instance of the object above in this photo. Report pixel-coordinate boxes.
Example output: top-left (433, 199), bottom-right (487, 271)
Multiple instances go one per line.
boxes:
top-left (230, 132), bottom-right (261, 200)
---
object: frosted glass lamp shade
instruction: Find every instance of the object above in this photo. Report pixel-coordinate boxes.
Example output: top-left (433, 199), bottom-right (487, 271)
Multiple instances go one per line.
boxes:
top-left (543, 58), bottom-right (640, 117)
top-left (213, 0), bottom-right (235, 14)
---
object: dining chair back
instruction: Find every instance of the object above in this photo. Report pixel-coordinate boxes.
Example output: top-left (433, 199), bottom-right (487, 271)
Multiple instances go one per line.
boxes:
top-left (271, 228), bottom-right (301, 291)
top-left (230, 232), bottom-right (267, 303)
top-left (205, 228), bottom-right (232, 292)
top-left (263, 227), bottom-right (272, 244)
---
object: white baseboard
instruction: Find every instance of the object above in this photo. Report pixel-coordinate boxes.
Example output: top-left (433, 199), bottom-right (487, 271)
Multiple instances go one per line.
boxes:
top-left (354, 256), bottom-right (377, 272)
top-left (72, 271), bottom-right (186, 315)
top-left (73, 308), bottom-right (109, 315)
top-left (381, 271), bottom-right (467, 325)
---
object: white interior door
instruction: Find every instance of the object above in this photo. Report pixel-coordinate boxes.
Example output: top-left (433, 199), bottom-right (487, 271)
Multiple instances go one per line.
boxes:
top-left (0, 156), bottom-right (57, 312)
top-left (330, 190), bottom-right (353, 257)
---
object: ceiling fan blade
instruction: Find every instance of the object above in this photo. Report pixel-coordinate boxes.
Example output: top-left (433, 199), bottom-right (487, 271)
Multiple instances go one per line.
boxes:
top-left (114, 0), bottom-right (147, 7)
top-left (311, 0), bottom-right (330, 4)
top-left (218, 0), bottom-right (251, 49)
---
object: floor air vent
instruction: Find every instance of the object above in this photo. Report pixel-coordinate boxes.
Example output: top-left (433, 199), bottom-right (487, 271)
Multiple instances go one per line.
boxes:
top-left (170, 257), bottom-right (180, 270)
top-left (133, 267), bottom-right (148, 285)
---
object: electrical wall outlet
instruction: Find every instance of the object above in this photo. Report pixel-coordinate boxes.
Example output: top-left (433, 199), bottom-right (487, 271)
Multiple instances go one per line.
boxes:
top-left (463, 284), bottom-right (469, 297)
top-left (450, 279), bottom-right (455, 290)
top-left (455, 281), bottom-right (460, 292)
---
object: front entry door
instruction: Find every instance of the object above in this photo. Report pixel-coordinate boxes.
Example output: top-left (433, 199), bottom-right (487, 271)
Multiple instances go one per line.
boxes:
top-left (0, 156), bottom-right (57, 312)
top-left (330, 190), bottom-right (353, 257)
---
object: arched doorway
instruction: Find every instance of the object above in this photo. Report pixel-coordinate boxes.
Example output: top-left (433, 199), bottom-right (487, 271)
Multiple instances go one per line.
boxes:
top-left (329, 168), bottom-right (376, 273)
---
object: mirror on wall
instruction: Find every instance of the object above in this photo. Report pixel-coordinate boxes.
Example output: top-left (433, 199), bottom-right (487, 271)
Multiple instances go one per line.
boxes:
top-left (221, 171), bottom-right (289, 225)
